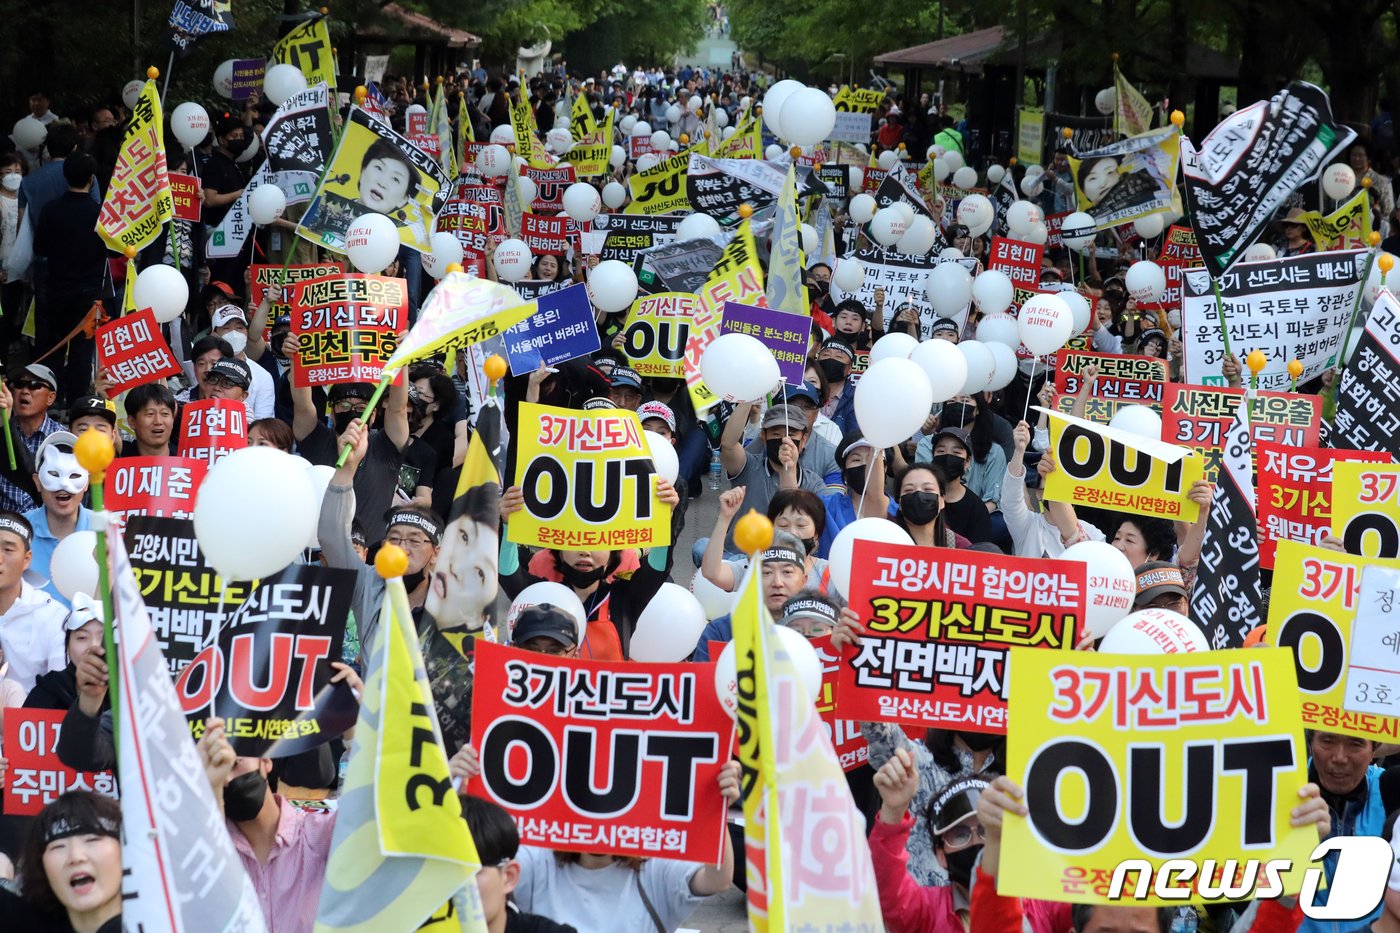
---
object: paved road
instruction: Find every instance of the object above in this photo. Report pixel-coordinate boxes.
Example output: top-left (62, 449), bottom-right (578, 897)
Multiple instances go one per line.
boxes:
top-left (678, 30), bottom-right (739, 71)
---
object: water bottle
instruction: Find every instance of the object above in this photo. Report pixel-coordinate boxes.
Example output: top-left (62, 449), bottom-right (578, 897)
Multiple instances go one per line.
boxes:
top-left (709, 449), bottom-right (723, 490)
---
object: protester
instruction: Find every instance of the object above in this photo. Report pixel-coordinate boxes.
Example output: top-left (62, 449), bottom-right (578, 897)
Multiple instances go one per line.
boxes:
top-left (115, 382), bottom-right (177, 457)
top-left (16, 791), bottom-right (122, 933)
top-left (23, 594), bottom-right (101, 711)
top-left (459, 795), bottom-right (579, 933)
top-left (23, 431), bottom-right (90, 606)
top-left (209, 304), bottom-right (275, 418)
top-left (0, 510), bottom-right (66, 693)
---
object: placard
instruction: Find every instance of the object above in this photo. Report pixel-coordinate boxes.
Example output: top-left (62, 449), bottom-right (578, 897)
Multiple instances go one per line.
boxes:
top-left (95, 307), bottom-right (182, 394)
top-left (1332, 461), bottom-right (1400, 559)
top-left (521, 213), bottom-right (569, 256)
top-left (1335, 292), bottom-right (1400, 458)
top-left (988, 237), bottom-right (1043, 289)
top-left (105, 456), bottom-right (208, 532)
top-left (719, 301), bottom-right (808, 386)
top-left (523, 164), bottom-right (577, 213)
top-left (1257, 444), bottom-right (1389, 569)
top-left (289, 274), bottom-right (407, 387)
top-left (1041, 413), bottom-right (1202, 522)
top-left (177, 398), bottom-right (248, 464)
top-left (169, 172), bottom-right (201, 221)
top-left (250, 262), bottom-right (345, 328)
top-left (503, 282), bottom-right (600, 374)
top-left (1162, 385), bottom-right (1321, 484)
top-left (812, 635), bottom-right (868, 772)
top-left (1344, 566), bottom-right (1400, 721)
top-left (230, 58), bottom-right (264, 100)
top-left (1053, 349), bottom-right (1168, 401)
top-left (3, 709), bottom-right (117, 816)
top-left (621, 292), bottom-right (696, 378)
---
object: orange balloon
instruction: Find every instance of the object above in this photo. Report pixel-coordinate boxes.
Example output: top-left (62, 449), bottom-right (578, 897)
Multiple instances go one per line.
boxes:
top-left (375, 544), bottom-right (409, 579)
top-left (1246, 349), bottom-right (1267, 374)
top-left (1363, 175), bottom-right (1374, 189)
top-left (1380, 254), bottom-right (1395, 274)
top-left (1370, 231), bottom-right (1383, 247)
top-left (484, 354), bottom-right (508, 382)
top-left (734, 510), bottom-right (774, 555)
top-left (73, 429), bottom-right (116, 476)
top-left (445, 262), bottom-right (463, 275)
top-left (1062, 127), bottom-right (1073, 139)
top-left (1242, 625), bottom-right (1268, 648)
top-left (1170, 110), bottom-right (1185, 128)
top-left (738, 203), bottom-right (754, 219)
top-left (1287, 359), bottom-right (1304, 378)
top-left (146, 66), bottom-right (159, 80)
top-left (789, 145), bottom-right (802, 158)
top-left (123, 245), bottom-right (138, 259)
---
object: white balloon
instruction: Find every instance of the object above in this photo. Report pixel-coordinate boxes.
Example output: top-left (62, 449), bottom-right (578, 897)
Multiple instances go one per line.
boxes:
top-left (765, 143), bottom-right (785, 161)
top-left (477, 144), bottom-right (512, 177)
top-left (562, 182), bottom-right (602, 222)
top-left (11, 116), bottom-right (45, 151)
top-left (247, 184), bottom-right (287, 225)
top-left (975, 312), bottom-right (1020, 347)
top-left (943, 151), bottom-right (965, 173)
top-left (1061, 540), bottom-right (1137, 639)
top-left (827, 517), bottom-right (914, 596)
top-left (490, 124), bottom-right (515, 145)
top-left (833, 258), bottom-right (865, 292)
top-left (1108, 404), bottom-right (1163, 441)
top-left (762, 79), bottom-right (804, 136)
top-left (956, 194), bottom-right (994, 237)
top-left (869, 332), bottom-right (919, 364)
top-left (896, 215), bottom-right (937, 256)
top-left (985, 341), bottom-right (1019, 391)
top-left (691, 568), bottom-right (737, 620)
top-left (546, 127), bottom-right (574, 154)
top-left (303, 464), bottom-right (336, 549)
top-left (1024, 222), bottom-right (1049, 245)
top-left (665, 103), bottom-right (683, 124)
top-left (715, 641), bottom-right (739, 717)
top-left (1006, 200), bottom-right (1043, 235)
top-left (1241, 243), bottom-right (1277, 263)
top-left (631, 120), bottom-right (653, 138)
top-left (213, 60), bottom-right (236, 98)
top-left (847, 166), bottom-right (864, 190)
top-left (799, 222), bottom-right (819, 256)
top-left (849, 193), bottom-right (877, 224)
top-left (422, 231), bottom-right (465, 279)
top-left (911, 339), bottom-right (969, 403)
top-left (925, 261), bottom-right (973, 316)
top-left (951, 166), bottom-right (979, 190)
top-left (50, 531), bottom-right (99, 601)
top-left (1061, 290), bottom-right (1092, 335)
top-left (619, 115), bottom-right (637, 137)
top-left (508, 582), bottom-right (587, 637)
top-left (677, 212), bottom-right (722, 241)
top-left (644, 430), bottom-right (680, 484)
top-left (601, 181), bottom-right (628, 210)
top-left (891, 201), bottom-right (916, 228)
top-left (610, 144), bottom-right (627, 169)
top-left (345, 213), bottom-right (400, 274)
top-left (971, 269), bottom-right (1014, 314)
top-left (855, 358), bottom-right (933, 448)
top-left (1095, 87), bottom-right (1117, 115)
top-left (701, 333), bottom-right (780, 402)
top-left (1099, 608), bottom-right (1208, 654)
top-left (588, 259), bottom-right (639, 314)
top-left (1061, 211), bottom-right (1098, 252)
top-left (1133, 213), bottom-right (1166, 239)
top-left (650, 129), bottom-right (672, 151)
top-left (775, 625), bottom-right (823, 699)
top-left (636, 153), bottom-right (661, 172)
top-left (263, 63), bottom-right (308, 105)
top-left (1322, 163), bottom-right (1357, 200)
top-left (234, 133), bottom-right (260, 164)
top-left (493, 238), bottom-right (533, 282)
top-left (1020, 173), bottom-right (1043, 198)
top-left (957, 340), bottom-right (995, 394)
top-left (878, 150), bottom-right (898, 171)
top-left (194, 447), bottom-right (317, 580)
top-left (870, 207), bottom-right (907, 246)
top-left (132, 264), bottom-right (189, 324)
top-left (928, 144), bottom-right (947, 160)
top-left (715, 107), bottom-right (730, 128)
top-left (780, 87), bottom-right (837, 147)
top-left (986, 164), bottom-right (1006, 184)
top-left (170, 101), bottom-right (210, 149)
top-left (1125, 260), bottom-right (1167, 303)
top-left (516, 176), bottom-right (538, 207)
top-left (722, 126), bottom-right (737, 140)
top-left (939, 247), bottom-right (965, 260)
top-left (1018, 293), bottom-right (1074, 356)
top-left (630, 583), bottom-right (707, 662)
top-left (932, 157), bottom-right (951, 182)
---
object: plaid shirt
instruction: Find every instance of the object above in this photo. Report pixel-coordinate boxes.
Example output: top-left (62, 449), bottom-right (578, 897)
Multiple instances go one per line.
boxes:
top-left (0, 414), bottom-right (62, 512)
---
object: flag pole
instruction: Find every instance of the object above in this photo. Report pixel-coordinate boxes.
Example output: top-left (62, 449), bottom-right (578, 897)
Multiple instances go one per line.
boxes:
top-left (73, 430), bottom-right (119, 753)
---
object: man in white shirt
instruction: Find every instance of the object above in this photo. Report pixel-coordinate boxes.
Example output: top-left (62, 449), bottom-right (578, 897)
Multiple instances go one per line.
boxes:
top-left (210, 304), bottom-right (275, 419)
top-left (0, 510), bottom-right (67, 692)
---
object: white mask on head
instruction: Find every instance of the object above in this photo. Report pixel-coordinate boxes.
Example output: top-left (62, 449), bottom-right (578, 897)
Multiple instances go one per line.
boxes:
top-left (221, 330), bottom-right (248, 355)
top-left (37, 447), bottom-right (88, 495)
top-left (1, 173), bottom-right (20, 192)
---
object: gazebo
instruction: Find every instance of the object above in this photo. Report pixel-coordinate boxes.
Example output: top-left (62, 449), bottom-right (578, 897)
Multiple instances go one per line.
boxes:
top-left (351, 2), bottom-right (481, 83)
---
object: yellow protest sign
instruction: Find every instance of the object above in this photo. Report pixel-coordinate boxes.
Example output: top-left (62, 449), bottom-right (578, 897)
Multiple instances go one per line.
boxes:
top-left (509, 95), bottom-right (552, 168)
top-left (571, 92), bottom-right (599, 137)
top-left (621, 292), bottom-right (696, 377)
top-left (97, 80), bottom-right (173, 252)
top-left (626, 149), bottom-right (691, 215)
top-left (685, 223), bottom-right (767, 412)
top-left (715, 111), bottom-right (762, 160)
top-left (1001, 647), bottom-right (1315, 905)
top-left (832, 86), bottom-right (885, 114)
top-left (1018, 108), bottom-right (1044, 166)
top-left (508, 402), bottom-right (669, 549)
top-left (1266, 539), bottom-right (1400, 741)
top-left (273, 16), bottom-right (335, 88)
top-left (1332, 461), bottom-right (1400, 558)
top-left (1040, 411), bottom-right (1203, 522)
top-left (564, 118), bottom-right (612, 178)
top-left (1300, 190), bottom-right (1372, 251)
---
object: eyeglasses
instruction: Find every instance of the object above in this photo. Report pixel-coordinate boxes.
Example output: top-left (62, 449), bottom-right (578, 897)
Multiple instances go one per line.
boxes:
top-left (10, 380), bottom-right (48, 392)
top-left (332, 400), bottom-right (369, 415)
top-left (206, 375), bottom-right (242, 389)
top-left (385, 534), bottom-right (433, 550)
top-left (940, 823), bottom-right (987, 848)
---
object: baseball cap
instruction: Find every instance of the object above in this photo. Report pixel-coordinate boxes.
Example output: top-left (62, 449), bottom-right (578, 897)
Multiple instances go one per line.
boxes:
top-left (931, 425), bottom-right (972, 454)
top-left (762, 530), bottom-right (807, 568)
top-left (210, 304), bottom-right (249, 329)
top-left (782, 382), bottom-right (821, 408)
top-left (208, 358), bottom-right (252, 389)
top-left (818, 338), bottom-right (856, 363)
top-left (761, 404), bottom-right (807, 432)
top-left (780, 594), bottom-right (839, 629)
top-left (386, 508), bottom-right (444, 546)
top-left (207, 280), bottom-right (236, 299)
top-left (610, 367), bottom-right (643, 390)
top-left (930, 776), bottom-right (991, 835)
top-left (64, 593), bottom-right (103, 631)
top-left (36, 430), bottom-right (79, 465)
top-left (1134, 561), bottom-right (1188, 609)
top-left (68, 395), bottom-right (117, 426)
top-left (16, 363), bottom-right (57, 391)
top-left (836, 430), bottom-right (874, 464)
top-left (512, 604), bottom-right (581, 649)
top-left (328, 382), bottom-right (376, 403)
top-left (637, 400), bottom-right (676, 433)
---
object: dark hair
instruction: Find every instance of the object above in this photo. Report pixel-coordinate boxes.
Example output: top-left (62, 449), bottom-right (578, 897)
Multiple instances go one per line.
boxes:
top-left (190, 335), bottom-right (234, 360)
top-left (359, 138), bottom-right (420, 200)
top-left (249, 417), bottom-right (294, 452)
top-left (460, 794), bottom-right (520, 864)
top-left (1071, 905), bottom-right (1173, 933)
top-left (0, 509), bottom-right (33, 549)
top-left (412, 370), bottom-right (458, 416)
top-left (62, 152), bottom-right (96, 189)
top-left (125, 381), bottom-right (177, 416)
top-left (962, 394), bottom-right (997, 462)
top-left (44, 120), bottom-right (79, 159)
top-left (1075, 155), bottom-right (1118, 194)
top-left (767, 488), bottom-right (827, 538)
top-left (20, 791), bottom-right (121, 911)
top-left (1350, 139), bottom-right (1373, 162)
top-left (1109, 515), bottom-right (1177, 563)
top-left (0, 151), bottom-right (24, 173)
top-left (805, 354), bottom-right (832, 403)
top-left (893, 462), bottom-right (955, 546)
top-left (833, 298), bottom-right (868, 321)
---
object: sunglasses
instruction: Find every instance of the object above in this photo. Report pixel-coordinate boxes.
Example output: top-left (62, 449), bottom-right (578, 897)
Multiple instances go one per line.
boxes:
top-left (11, 380), bottom-right (49, 392)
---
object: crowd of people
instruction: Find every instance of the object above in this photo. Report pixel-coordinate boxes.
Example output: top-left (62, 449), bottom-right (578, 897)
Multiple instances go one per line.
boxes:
top-left (0, 24), bottom-right (1397, 933)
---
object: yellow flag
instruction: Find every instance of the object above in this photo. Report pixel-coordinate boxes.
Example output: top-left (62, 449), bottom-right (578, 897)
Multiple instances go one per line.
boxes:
top-left (684, 221), bottom-right (767, 413)
top-left (571, 92), bottom-right (599, 137)
top-left (431, 83), bottom-right (457, 178)
top-left (273, 16), bottom-right (336, 88)
top-left (97, 80), bottom-right (172, 253)
top-left (384, 272), bottom-right (537, 373)
top-left (510, 95), bottom-right (552, 168)
top-left (1114, 63), bottom-right (1154, 138)
top-left (1299, 189), bottom-right (1372, 251)
top-left (716, 110), bottom-right (762, 160)
top-left (625, 149), bottom-right (691, 215)
top-left (765, 166), bottom-right (808, 315)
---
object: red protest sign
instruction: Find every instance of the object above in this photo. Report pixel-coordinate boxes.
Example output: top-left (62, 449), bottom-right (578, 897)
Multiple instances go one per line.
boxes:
top-left (836, 539), bottom-right (1085, 732)
top-left (628, 135), bottom-right (655, 160)
top-left (1053, 349), bottom-right (1169, 401)
top-left (289, 275), bottom-right (407, 388)
top-left (105, 456), bottom-right (208, 531)
top-left (95, 307), bottom-right (182, 394)
top-left (169, 172), bottom-right (202, 222)
top-left (525, 164), bottom-right (578, 213)
top-left (1256, 442), bottom-right (1390, 569)
top-left (178, 399), bottom-right (248, 464)
top-left (1162, 385), bottom-right (1322, 484)
top-left (812, 635), bottom-right (869, 772)
top-left (862, 168), bottom-right (888, 193)
top-left (250, 262), bottom-right (345, 329)
top-left (1159, 225), bottom-right (1203, 266)
top-left (521, 213), bottom-right (570, 256)
top-left (468, 641), bottom-right (734, 862)
top-left (1044, 212), bottom-right (1069, 249)
top-left (3, 709), bottom-right (117, 816)
top-left (406, 109), bottom-right (428, 137)
top-left (988, 237), bottom-right (1044, 288)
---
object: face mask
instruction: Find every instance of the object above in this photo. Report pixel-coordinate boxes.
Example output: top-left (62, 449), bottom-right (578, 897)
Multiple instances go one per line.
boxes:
top-left (333, 411), bottom-right (359, 435)
top-left (1, 173), bottom-right (20, 193)
top-left (403, 569), bottom-right (426, 592)
top-left (221, 330), bottom-right (248, 355)
top-left (558, 561), bottom-right (609, 589)
top-left (941, 845), bottom-right (981, 889)
top-left (223, 769), bottom-right (268, 821)
top-left (225, 135), bottom-right (251, 155)
top-left (941, 403), bottom-right (972, 428)
top-left (959, 729), bottom-right (1001, 752)
top-left (899, 491), bottom-right (941, 526)
top-left (765, 437), bottom-right (785, 465)
top-left (37, 447), bottom-right (88, 495)
top-left (933, 453), bottom-right (966, 481)
top-left (650, 377), bottom-right (682, 393)
top-left (801, 537), bottom-right (819, 556)
top-left (842, 464), bottom-right (867, 492)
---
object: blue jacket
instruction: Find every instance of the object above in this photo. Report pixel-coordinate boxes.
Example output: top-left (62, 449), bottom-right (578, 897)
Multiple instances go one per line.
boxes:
top-left (691, 614), bottom-right (732, 662)
top-left (1298, 764), bottom-right (1386, 933)
top-left (829, 378), bottom-right (859, 436)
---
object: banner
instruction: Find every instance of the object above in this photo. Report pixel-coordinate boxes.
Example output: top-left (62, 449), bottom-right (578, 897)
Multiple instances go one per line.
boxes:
top-left (523, 165), bottom-right (577, 213)
top-left (837, 539), bottom-right (1083, 731)
top-left (829, 245), bottom-right (947, 335)
top-left (1181, 250), bottom-right (1362, 390)
top-left (468, 641), bottom-right (732, 861)
top-left (95, 307), bottom-right (182, 394)
top-left (1000, 647), bottom-right (1315, 904)
top-left (564, 125), bottom-right (613, 177)
top-left (621, 292), bottom-right (697, 377)
top-left (686, 155), bottom-right (787, 224)
top-left (3, 708), bottom-right (117, 816)
top-left (521, 212), bottom-right (569, 256)
top-left (383, 271), bottom-right (536, 373)
top-left (571, 92), bottom-right (599, 137)
top-left (637, 238), bottom-right (726, 292)
top-left (1256, 443), bottom-right (1389, 569)
top-left (1266, 540), bottom-right (1400, 741)
top-left (1336, 291), bottom-right (1400, 458)
top-left (1113, 64), bottom-right (1154, 138)
top-left (97, 79), bottom-right (173, 252)
top-left (684, 221), bottom-right (767, 412)
top-left (207, 164), bottom-right (314, 259)
top-left (1332, 461), bottom-right (1400, 559)
top-left (508, 402), bottom-right (668, 549)
top-left (177, 398), bottom-right (247, 464)
top-left (988, 237), bottom-right (1043, 290)
top-left (720, 301), bottom-right (808, 386)
top-left (110, 527), bottom-right (269, 933)
top-left (1344, 566), bottom-right (1400, 726)
top-left (1183, 82), bottom-right (1355, 275)
top-left (811, 635), bottom-right (869, 772)
top-left (1017, 108), bottom-right (1044, 166)
top-left (172, 564), bottom-right (358, 756)
top-left (169, 171), bottom-right (201, 221)
top-left (1068, 127), bottom-right (1179, 230)
top-left (289, 274), bottom-right (407, 387)
top-left (1162, 385), bottom-right (1321, 484)
top-left (261, 83), bottom-right (334, 202)
top-left (1300, 189), bottom-right (1372, 251)
top-left (593, 213), bottom-right (684, 264)
top-left (165, 0), bottom-right (231, 56)
top-left (1040, 409), bottom-right (1203, 522)
top-left (105, 456), bottom-right (207, 531)
top-left (251, 261), bottom-right (345, 327)
top-left (714, 110), bottom-right (763, 161)
top-left (626, 149), bottom-right (691, 215)
top-left (272, 14), bottom-right (336, 88)
top-left (298, 107), bottom-right (450, 254)
top-left (503, 282), bottom-right (599, 373)
top-left (1054, 349), bottom-right (1168, 401)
